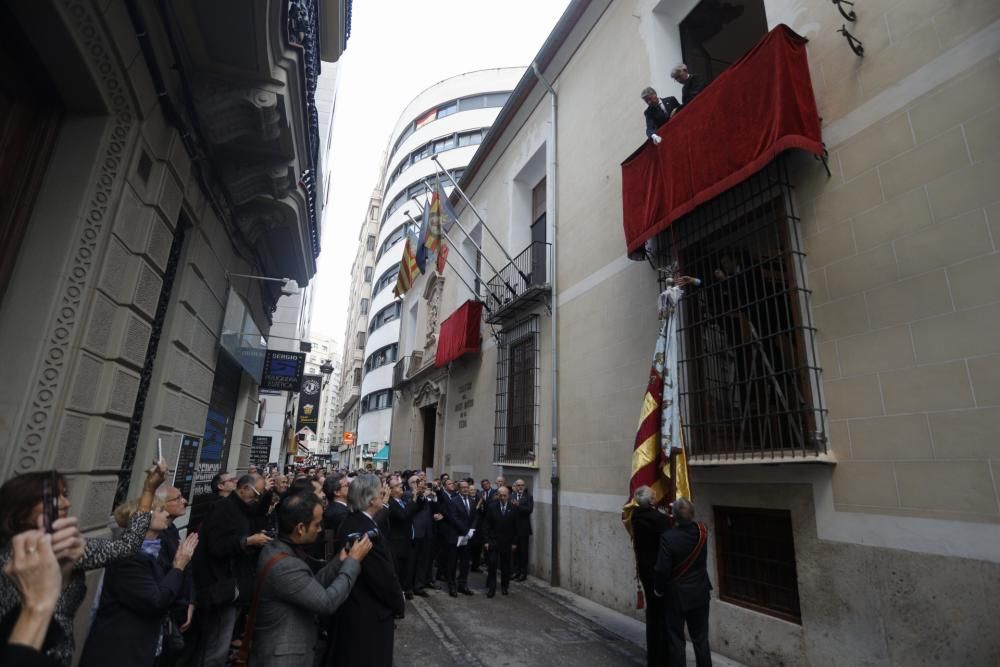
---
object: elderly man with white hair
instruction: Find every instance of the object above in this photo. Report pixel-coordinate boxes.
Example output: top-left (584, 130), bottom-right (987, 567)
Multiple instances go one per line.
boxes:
top-left (629, 485), bottom-right (671, 667)
top-left (670, 63), bottom-right (705, 105)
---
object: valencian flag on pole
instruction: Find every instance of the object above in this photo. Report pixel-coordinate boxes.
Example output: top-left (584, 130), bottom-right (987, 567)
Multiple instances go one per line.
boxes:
top-left (623, 283), bottom-right (692, 533)
top-left (393, 235), bottom-right (420, 297)
top-left (425, 181), bottom-right (443, 255)
top-left (414, 194), bottom-right (431, 274)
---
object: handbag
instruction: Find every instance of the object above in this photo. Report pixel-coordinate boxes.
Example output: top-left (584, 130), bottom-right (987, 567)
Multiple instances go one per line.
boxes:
top-left (162, 616), bottom-right (185, 656)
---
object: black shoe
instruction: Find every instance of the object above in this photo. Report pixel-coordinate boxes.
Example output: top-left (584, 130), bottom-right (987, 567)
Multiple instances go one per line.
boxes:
top-left (449, 589), bottom-right (458, 597)
top-left (412, 588), bottom-right (429, 598)
top-left (470, 567), bottom-right (482, 573)
top-left (424, 582), bottom-right (440, 590)
top-left (501, 588), bottom-right (509, 595)
top-left (437, 574), bottom-right (447, 582)
top-left (487, 589), bottom-right (495, 598)
top-left (394, 612), bottom-right (405, 619)
top-left (459, 587), bottom-right (474, 596)
top-left (405, 592), bottom-right (414, 600)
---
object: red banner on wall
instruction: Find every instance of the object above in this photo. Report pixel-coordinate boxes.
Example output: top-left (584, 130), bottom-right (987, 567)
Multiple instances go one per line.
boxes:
top-left (622, 25), bottom-right (824, 256)
top-left (435, 300), bottom-right (484, 368)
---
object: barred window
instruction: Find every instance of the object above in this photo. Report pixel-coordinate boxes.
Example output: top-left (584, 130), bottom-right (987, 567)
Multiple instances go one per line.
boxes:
top-left (714, 506), bottom-right (801, 623)
top-left (494, 316), bottom-right (539, 465)
top-left (650, 158), bottom-right (825, 460)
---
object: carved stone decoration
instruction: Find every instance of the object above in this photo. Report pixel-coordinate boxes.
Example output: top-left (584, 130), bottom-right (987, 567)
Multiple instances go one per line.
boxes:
top-left (223, 163), bottom-right (295, 205)
top-left (193, 80), bottom-right (284, 145)
top-left (413, 380), bottom-right (441, 411)
top-left (15, 0), bottom-right (138, 474)
top-left (422, 272), bottom-right (445, 359)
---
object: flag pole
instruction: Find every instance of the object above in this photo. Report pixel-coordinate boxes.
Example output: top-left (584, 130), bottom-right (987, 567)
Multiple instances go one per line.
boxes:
top-left (403, 210), bottom-right (503, 308)
top-left (420, 178), bottom-right (519, 299)
top-left (431, 155), bottom-right (528, 279)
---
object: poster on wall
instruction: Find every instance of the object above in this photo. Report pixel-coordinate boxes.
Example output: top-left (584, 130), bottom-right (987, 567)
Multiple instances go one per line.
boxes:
top-left (295, 374), bottom-right (323, 435)
top-left (250, 436), bottom-right (272, 468)
top-left (172, 435), bottom-right (201, 501)
top-left (260, 351), bottom-right (306, 392)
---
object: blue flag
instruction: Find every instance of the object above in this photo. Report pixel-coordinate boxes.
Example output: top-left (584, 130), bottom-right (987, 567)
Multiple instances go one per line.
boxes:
top-left (414, 195), bottom-right (430, 273)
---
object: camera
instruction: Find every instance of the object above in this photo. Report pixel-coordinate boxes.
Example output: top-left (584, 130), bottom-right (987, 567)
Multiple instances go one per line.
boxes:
top-left (343, 529), bottom-right (378, 550)
top-left (262, 528), bottom-right (277, 539)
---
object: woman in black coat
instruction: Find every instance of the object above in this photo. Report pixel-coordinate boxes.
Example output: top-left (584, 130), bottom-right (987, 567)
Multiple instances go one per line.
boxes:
top-left (630, 485), bottom-right (672, 667)
top-left (78, 499), bottom-right (198, 667)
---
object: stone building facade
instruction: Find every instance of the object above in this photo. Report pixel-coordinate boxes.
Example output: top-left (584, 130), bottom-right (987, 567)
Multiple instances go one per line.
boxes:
top-left (388, 1), bottom-right (1000, 664)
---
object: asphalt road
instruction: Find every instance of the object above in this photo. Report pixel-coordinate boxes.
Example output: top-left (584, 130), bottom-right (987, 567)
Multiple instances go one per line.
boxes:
top-left (394, 569), bottom-right (648, 666)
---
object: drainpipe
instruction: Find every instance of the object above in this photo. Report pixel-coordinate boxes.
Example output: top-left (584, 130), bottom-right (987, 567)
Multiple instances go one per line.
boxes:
top-left (531, 62), bottom-right (559, 588)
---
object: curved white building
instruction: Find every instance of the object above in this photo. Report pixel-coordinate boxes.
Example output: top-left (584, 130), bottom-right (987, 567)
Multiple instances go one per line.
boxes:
top-left (356, 67), bottom-right (522, 463)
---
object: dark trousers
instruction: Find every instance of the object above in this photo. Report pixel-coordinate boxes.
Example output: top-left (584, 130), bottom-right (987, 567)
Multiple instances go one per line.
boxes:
top-left (391, 541), bottom-right (414, 593)
top-left (514, 533), bottom-right (530, 575)
top-left (667, 603), bottom-right (712, 667)
top-left (469, 540), bottom-right (484, 569)
top-left (445, 544), bottom-right (470, 592)
top-left (412, 537), bottom-right (433, 590)
top-left (486, 545), bottom-right (512, 593)
top-left (639, 576), bottom-right (668, 667)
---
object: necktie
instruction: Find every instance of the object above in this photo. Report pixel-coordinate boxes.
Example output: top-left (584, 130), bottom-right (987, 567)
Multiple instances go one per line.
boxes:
top-left (464, 497), bottom-right (469, 515)
top-left (501, 504), bottom-right (506, 516)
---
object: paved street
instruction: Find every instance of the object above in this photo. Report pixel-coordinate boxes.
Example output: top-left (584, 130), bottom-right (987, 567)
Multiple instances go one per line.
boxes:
top-left (395, 571), bottom-right (744, 666)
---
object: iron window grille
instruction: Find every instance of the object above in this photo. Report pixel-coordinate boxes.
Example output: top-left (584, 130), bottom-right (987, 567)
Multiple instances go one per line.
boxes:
top-left (494, 315), bottom-right (540, 465)
top-left (648, 158), bottom-right (826, 460)
top-left (714, 506), bottom-right (802, 623)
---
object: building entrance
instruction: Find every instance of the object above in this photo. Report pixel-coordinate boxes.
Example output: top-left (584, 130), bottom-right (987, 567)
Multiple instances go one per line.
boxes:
top-left (420, 404), bottom-right (436, 471)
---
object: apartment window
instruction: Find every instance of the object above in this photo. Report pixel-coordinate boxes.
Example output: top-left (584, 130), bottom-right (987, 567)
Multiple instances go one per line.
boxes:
top-left (680, 0), bottom-right (767, 85)
top-left (380, 169), bottom-right (465, 227)
top-left (436, 101), bottom-right (458, 118)
top-left (363, 266), bottom-right (373, 283)
top-left (361, 389), bottom-right (393, 414)
top-left (368, 301), bottom-right (401, 335)
top-left (373, 265), bottom-right (400, 296)
top-left (494, 316), bottom-right (539, 465)
top-left (649, 159), bottom-right (825, 460)
top-left (360, 298), bottom-right (369, 315)
top-left (364, 343), bottom-right (398, 372)
top-left (352, 367), bottom-right (361, 386)
top-left (356, 331), bottom-right (365, 349)
top-left (366, 234), bottom-right (376, 251)
top-left (376, 222), bottom-right (419, 262)
top-left (714, 506), bottom-right (801, 623)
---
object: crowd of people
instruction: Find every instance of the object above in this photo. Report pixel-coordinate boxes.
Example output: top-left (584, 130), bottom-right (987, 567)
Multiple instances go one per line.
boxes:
top-left (0, 461), bottom-right (537, 667)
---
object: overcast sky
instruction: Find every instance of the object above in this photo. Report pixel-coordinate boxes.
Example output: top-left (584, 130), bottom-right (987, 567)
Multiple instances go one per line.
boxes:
top-left (309, 0), bottom-right (571, 348)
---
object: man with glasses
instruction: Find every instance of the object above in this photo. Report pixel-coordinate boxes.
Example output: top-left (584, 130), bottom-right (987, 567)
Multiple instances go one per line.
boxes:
top-left (322, 473), bottom-right (351, 557)
top-left (191, 474), bottom-right (273, 666)
top-left (156, 485), bottom-right (196, 657)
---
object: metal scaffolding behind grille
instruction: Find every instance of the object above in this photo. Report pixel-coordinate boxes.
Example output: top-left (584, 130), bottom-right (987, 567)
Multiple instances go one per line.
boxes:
top-left (494, 315), bottom-right (540, 465)
top-left (650, 158), bottom-right (826, 460)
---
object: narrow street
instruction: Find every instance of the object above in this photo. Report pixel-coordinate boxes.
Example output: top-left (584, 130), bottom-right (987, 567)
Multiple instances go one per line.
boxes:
top-left (395, 572), bottom-right (744, 667)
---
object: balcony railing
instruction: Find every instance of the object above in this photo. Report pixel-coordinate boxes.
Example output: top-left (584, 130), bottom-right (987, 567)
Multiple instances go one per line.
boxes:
top-left (485, 241), bottom-right (551, 324)
top-left (392, 353), bottom-right (423, 389)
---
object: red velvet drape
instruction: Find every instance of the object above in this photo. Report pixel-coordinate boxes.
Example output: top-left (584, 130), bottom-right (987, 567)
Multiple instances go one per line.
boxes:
top-left (622, 25), bottom-right (824, 256)
top-left (434, 299), bottom-right (484, 368)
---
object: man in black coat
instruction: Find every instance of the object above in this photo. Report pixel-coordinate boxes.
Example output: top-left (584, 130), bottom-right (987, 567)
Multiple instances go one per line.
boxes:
top-left (510, 479), bottom-right (534, 581)
top-left (630, 486), bottom-right (672, 667)
top-left (386, 476), bottom-right (423, 599)
top-left (443, 480), bottom-right (477, 597)
top-left (641, 86), bottom-right (681, 143)
top-left (322, 473), bottom-right (350, 558)
top-left (654, 497), bottom-right (713, 667)
top-left (671, 63), bottom-right (706, 105)
top-left (408, 475), bottom-right (437, 594)
top-left (333, 474), bottom-right (405, 667)
top-left (191, 474), bottom-right (273, 667)
top-left (481, 485), bottom-right (519, 598)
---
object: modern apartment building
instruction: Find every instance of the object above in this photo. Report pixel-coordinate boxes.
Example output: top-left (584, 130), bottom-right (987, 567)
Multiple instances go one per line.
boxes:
top-left (356, 68), bottom-right (522, 467)
top-left (388, 1), bottom-right (1000, 665)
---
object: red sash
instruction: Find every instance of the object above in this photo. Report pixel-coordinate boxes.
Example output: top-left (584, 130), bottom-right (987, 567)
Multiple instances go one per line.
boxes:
top-left (236, 552), bottom-right (289, 665)
top-left (671, 522), bottom-right (707, 582)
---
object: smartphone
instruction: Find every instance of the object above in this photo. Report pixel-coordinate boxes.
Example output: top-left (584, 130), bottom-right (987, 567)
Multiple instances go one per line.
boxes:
top-left (42, 472), bottom-right (58, 532)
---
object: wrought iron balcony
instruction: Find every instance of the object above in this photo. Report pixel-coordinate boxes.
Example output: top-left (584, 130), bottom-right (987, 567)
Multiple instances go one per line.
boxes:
top-left (392, 353), bottom-right (423, 389)
top-left (484, 241), bottom-right (551, 324)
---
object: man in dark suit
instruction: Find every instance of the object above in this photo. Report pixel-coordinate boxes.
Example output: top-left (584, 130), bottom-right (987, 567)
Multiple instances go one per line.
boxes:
top-left (333, 474), bottom-right (405, 667)
top-left (322, 473), bottom-right (350, 558)
top-left (641, 86), bottom-right (680, 143)
top-left (671, 63), bottom-right (706, 105)
top-left (387, 476), bottom-right (423, 599)
top-left (408, 475), bottom-right (437, 594)
top-left (630, 486), bottom-right (672, 667)
top-left (655, 497), bottom-right (713, 667)
top-left (443, 479), bottom-right (477, 597)
top-left (511, 479), bottom-right (534, 581)
top-left (482, 485), bottom-right (519, 598)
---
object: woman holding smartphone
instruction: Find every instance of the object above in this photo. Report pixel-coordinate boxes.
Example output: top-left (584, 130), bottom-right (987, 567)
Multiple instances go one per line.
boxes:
top-left (0, 460), bottom-right (167, 666)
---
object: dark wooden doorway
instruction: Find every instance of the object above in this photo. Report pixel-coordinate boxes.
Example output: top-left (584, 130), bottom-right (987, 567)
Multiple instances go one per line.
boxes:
top-left (420, 404), bottom-right (436, 470)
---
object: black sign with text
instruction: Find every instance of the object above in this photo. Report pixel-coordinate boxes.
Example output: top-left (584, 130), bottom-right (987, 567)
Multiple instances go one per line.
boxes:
top-left (172, 436), bottom-right (201, 501)
top-left (260, 351), bottom-right (306, 392)
top-left (250, 435), bottom-right (272, 468)
top-left (295, 374), bottom-right (323, 437)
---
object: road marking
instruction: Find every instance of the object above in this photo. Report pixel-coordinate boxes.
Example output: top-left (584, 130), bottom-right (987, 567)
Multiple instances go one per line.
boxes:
top-left (410, 596), bottom-right (486, 667)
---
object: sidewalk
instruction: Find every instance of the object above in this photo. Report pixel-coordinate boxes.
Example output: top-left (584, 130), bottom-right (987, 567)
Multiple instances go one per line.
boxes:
top-left (394, 569), bottom-right (745, 666)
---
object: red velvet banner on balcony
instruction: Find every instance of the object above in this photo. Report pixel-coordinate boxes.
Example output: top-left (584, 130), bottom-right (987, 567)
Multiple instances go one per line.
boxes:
top-left (622, 25), bottom-right (824, 256)
top-left (435, 299), bottom-right (484, 368)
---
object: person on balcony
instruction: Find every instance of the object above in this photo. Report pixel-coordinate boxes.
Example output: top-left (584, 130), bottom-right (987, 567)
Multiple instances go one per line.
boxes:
top-left (641, 87), bottom-right (680, 145)
top-left (671, 64), bottom-right (705, 105)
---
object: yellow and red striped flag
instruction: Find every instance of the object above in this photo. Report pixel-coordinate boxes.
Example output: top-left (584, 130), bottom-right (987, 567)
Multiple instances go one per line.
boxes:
top-left (424, 188), bottom-right (442, 255)
top-left (393, 237), bottom-right (420, 298)
top-left (623, 287), bottom-right (692, 532)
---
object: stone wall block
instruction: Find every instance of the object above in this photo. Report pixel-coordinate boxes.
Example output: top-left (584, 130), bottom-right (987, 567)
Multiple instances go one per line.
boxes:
top-left (865, 270), bottom-right (953, 329)
top-left (947, 250), bottom-right (1000, 310)
top-left (178, 394), bottom-right (209, 436)
top-left (893, 210), bottom-right (992, 278)
top-left (145, 214), bottom-right (175, 272)
top-left (53, 412), bottom-right (89, 471)
top-left (97, 238), bottom-right (162, 320)
top-left (75, 477), bottom-right (120, 531)
top-left (112, 184), bottom-right (154, 254)
top-left (929, 407), bottom-right (1000, 458)
top-left (155, 166), bottom-right (184, 226)
top-left (880, 361), bottom-right (975, 413)
top-left (151, 387), bottom-right (181, 431)
top-left (910, 302), bottom-right (1000, 364)
top-left (895, 460), bottom-right (1000, 515)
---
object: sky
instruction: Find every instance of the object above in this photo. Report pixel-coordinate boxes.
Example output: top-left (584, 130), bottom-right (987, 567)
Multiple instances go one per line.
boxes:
top-left (309, 0), bottom-right (572, 347)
